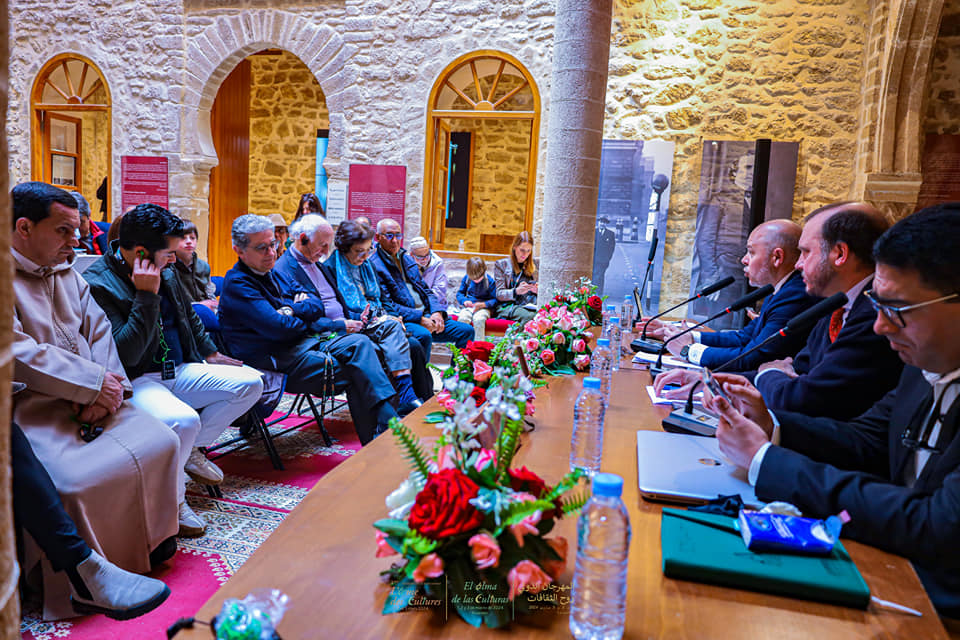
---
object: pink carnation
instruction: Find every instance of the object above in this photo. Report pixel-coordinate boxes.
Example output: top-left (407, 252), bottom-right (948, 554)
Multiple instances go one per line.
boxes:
top-left (375, 530), bottom-right (398, 558)
top-left (474, 448), bottom-right (496, 472)
top-left (510, 510), bottom-right (542, 548)
top-left (472, 359), bottom-right (493, 383)
top-left (571, 338), bottom-right (586, 353)
top-left (412, 552), bottom-right (445, 583)
top-left (468, 533), bottom-right (501, 569)
top-left (507, 559), bottom-right (553, 600)
top-left (540, 349), bottom-right (555, 365)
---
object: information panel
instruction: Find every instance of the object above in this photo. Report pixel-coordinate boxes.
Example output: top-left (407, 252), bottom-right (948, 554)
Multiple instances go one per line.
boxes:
top-left (121, 156), bottom-right (168, 211)
top-left (347, 164), bottom-right (406, 229)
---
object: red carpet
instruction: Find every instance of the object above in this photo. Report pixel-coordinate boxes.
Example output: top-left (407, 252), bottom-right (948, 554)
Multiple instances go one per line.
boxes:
top-left (19, 408), bottom-right (361, 640)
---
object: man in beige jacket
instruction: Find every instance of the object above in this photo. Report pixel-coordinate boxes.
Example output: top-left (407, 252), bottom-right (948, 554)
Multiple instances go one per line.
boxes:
top-left (11, 181), bottom-right (181, 620)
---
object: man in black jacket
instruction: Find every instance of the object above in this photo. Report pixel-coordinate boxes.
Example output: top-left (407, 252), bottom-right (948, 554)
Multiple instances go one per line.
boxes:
top-left (705, 204), bottom-right (960, 619)
top-left (84, 204), bottom-right (264, 537)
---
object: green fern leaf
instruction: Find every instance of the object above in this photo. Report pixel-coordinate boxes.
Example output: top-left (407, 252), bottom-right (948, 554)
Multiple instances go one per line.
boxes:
top-left (388, 417), bottom-right (431, 479)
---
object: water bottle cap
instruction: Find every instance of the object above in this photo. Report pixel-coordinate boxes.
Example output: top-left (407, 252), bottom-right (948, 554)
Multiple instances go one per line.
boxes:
top-left (583, 376), bottom-right (602, 390)
top-left (605, 304), bottom-right (616, 311)
top-left (609, 316), bottom-right (620, 322)
top-left (624, 295), bottom-right (632, 300)
top-left (593, 473), bottom-right (624, 497)
top-left (596, 338), bottom-right (610, 347)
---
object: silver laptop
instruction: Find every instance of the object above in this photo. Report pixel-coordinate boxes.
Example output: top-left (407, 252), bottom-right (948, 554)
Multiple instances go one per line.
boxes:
top-left (636, 430), bottom-right (761, 507)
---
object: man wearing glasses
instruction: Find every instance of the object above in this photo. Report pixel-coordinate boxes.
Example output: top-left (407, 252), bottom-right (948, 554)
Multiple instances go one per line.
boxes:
top-left (704, 203), bottom-right (960, 622)
top-left (369, 219), bottom-right (474, 360)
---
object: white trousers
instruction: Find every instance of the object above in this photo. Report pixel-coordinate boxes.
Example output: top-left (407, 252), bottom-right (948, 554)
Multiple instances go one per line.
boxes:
top-left (129, 363), bottom-right (263, 500)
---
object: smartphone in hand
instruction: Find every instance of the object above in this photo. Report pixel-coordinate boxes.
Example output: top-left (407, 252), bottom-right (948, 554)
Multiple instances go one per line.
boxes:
top-left (360, 302), bottom-right (371, 327)
top-left (701, 367), bottom-right (730, 403)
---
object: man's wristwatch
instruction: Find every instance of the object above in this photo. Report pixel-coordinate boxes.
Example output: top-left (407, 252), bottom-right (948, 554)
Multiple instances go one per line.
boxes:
top-left (679, 344), bottom-right (691, 361)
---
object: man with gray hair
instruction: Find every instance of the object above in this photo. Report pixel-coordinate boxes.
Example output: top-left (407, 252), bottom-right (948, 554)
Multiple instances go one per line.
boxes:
top-left (218, 214), bottom-right (402, 443)
top-left (275, 214), bottom-right (430, 406)
top-left (408, 235), bottom-right (449, 305)
top-left (71, 191), bottom-right (106, 255)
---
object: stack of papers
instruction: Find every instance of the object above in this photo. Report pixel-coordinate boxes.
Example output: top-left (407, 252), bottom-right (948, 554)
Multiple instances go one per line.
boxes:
top-left (632, 350), bottom-right (701, 370)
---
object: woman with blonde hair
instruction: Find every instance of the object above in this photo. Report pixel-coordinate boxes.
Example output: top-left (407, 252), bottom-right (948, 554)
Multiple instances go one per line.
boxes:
top-left (493, 230), bottom-right (539, 323)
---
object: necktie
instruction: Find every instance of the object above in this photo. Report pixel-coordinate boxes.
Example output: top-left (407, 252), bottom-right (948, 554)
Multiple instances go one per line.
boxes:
top-left (828, 308), bottom-right (844, 343)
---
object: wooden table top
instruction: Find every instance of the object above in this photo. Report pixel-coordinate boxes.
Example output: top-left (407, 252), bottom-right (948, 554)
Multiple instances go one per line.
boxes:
top-left (176, 358), bottom-right (948, 639)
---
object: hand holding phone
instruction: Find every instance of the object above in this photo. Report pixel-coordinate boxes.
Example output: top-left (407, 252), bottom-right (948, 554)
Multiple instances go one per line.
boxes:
top-left (701, 367), bottom-right (730, 403)
top-left (360, 303), bottom-right (372, 327)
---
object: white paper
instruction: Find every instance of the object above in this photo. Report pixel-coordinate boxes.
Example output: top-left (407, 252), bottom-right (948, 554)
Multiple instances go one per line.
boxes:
top-left (631, 350), bottom-right (701, 370)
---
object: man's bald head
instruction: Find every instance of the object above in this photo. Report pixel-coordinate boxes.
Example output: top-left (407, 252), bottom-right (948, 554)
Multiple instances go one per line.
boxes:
top-left (752, 219), bottom-right (802, 262)
top-left (742, 220), bottom-right (803, 287)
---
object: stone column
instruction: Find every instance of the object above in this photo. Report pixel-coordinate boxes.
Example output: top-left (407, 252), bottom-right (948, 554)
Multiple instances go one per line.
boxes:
top-left (0, 0), bottom-right (20, 637)
top-left (537, 0), bottom-right (613, 301)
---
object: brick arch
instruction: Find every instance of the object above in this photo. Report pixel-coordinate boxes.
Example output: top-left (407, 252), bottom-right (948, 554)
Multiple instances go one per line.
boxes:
top-left (180, 10), bottom-right (355, 175)
top-left (854, 0), bottom-right (945, 218)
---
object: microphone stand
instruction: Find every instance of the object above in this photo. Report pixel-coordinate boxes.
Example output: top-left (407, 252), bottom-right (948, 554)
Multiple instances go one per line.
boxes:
top-left (632, 275), bottom-right (735, 354)
top-left (636, 230), bottom-right (658, 317)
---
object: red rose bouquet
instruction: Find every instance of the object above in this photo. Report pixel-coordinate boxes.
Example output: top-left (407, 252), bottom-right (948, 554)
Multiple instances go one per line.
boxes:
top-left (546, 277), bottom-right (604, 326)
top-left (374, 375), bottom-right (586, 628)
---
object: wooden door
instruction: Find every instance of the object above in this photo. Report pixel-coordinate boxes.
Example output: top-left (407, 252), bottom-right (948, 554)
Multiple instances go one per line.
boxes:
top-left (208, 59), bottom-right (250, 276)
top-left (429, 119), bottom-right (451, 247)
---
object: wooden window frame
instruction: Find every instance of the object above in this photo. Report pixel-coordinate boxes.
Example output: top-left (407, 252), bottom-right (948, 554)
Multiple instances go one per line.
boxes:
top-left (422, 50), bottom-right (541, 257)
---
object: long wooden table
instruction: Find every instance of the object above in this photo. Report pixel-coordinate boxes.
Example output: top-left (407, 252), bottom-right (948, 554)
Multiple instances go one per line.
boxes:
top-left (176, 359), bottom-right (948, 639)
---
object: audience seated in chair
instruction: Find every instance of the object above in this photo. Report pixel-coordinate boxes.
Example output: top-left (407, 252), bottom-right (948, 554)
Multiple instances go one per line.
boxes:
top-left (703, 203), bottom-right (960, 621)
top-left (368, 219), bottom-right (474, 359)
top-left (83, 204), bottom-right (264, 537)
top-left (657, 202), bottom-right (904, 420)
top-left (275, 215), bottom-right (431, 405)
top-left (455, 257), bottom-right (497, 342)
top-left (174, 219), bottom-right (217, 310)
top-left (493, 230), bottom-right (539, 324)
top-left (12, 416), bottom-right (170, 621)
top-left (218, 214), bottom-right (403, 444)
top-left (408, 235), bottom-right (448, 306)
top-left (10, 181), bottom-right (181, 620)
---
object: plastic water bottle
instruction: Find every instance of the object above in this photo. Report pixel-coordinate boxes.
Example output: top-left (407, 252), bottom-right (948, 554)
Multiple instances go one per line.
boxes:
top-left (602, 304), bottom-right (617, 332)
top-left (570, 473), bottom-right (631, 640)
top-left (590, 338), bottom-right (613, 401)
top-left (570, 377), bottom-right (606, 476)
top-left (605, 317), bottom-right (622, 372)
top-left (621, 295), bottom-right (635, 334)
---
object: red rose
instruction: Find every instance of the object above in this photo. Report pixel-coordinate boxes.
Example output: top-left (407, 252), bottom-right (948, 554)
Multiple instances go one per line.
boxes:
top-left (587, 295), bottom-right (603, 311)
top-left (463, 340), bottom-right (495, 362)
top-left (508, 466), bottom-right (548, 498)
top-left (408, 468), bottom-right (485, 539)
top-left (469, 386), bottom-right (486, 406)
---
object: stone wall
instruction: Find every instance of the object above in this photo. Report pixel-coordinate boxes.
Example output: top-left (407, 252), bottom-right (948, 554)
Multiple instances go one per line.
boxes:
top-left (925, 0), bottom-right (960, 135)
top-left (440, 117), bottom-right (531, 253)
top-left (248, 50), bottom-right (329, 220)
top-left (607, 0), bottom-right (871, 310)
top-left (7, 0), bottom-right (187, 223)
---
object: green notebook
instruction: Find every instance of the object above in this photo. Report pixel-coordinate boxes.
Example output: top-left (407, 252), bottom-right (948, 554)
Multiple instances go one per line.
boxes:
top-left (660, 508), bottom-right (871, 609)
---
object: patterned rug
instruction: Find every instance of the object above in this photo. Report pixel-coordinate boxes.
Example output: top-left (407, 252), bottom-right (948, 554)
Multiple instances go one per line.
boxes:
top-left (19, 398), bottom-right (361, 640)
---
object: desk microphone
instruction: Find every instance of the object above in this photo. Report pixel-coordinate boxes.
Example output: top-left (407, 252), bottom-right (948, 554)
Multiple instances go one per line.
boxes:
top-left (632, 276), bottom-right (735, 354)
top-left (661, 292), bottom-right (847, 436)
top-left (635, 230), bottom-right (659, 319)
top-left (652, 284), bottom-right (774, 373)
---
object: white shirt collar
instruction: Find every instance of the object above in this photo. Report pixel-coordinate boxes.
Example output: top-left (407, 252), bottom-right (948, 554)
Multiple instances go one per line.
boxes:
top-left (843, 274), bottom-right (873, 312)
top-left (772, 271), bottom-right (793, 294)
top-left (922, 367), bottom-right (960, 388)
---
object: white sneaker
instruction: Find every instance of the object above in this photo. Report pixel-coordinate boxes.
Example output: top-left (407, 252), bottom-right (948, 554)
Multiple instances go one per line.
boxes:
top-left (70, 550), bottom-right (170, 620)
top-left (184, 448), bottom-right (224, 485)
top-left (178, 501), bottom-right (206, 538)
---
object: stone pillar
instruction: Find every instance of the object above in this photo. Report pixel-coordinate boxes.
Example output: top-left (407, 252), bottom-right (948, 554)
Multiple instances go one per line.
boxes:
top-left (537, 0), bottom-right (613, 300)
top-left (0, 0), bottom-right (20, 636)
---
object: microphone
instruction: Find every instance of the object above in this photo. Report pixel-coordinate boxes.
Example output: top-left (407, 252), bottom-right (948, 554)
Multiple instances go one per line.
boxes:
top-left (661, 291), bottom-right (847, 436)
top-left (632, 275), bottom-right (735, 354)
top-left (653, 284), bottom-right (774, 371)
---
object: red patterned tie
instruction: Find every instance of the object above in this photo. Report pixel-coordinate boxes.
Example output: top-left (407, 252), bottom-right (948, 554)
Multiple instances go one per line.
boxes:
top-left (828, 308), bottom-right (844, 343)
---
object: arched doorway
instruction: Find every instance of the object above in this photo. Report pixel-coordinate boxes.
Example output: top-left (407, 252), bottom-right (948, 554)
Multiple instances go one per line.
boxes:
top-left (30, 54), bottom-right (112, 219)
top-left (207, 49), bottom-right (329, 275)
top-left (422, 51), bottom-right (541, 255)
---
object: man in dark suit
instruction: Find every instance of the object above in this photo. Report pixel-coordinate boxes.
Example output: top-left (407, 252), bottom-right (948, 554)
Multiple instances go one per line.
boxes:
top-left (651, 220), bottom-right (816, 380)
top-left (592, 216), bottom-right (616, 294)
top-left (368, 218), bottom-right (474, 359)
top-left (745, 202), bottom-right (903, 419)
top-left (274, 214), bottom-right (432, 402)
top-left (705, 203), bottom-right (960, 619)
top-left (218, 214), bottom-right (403, 444)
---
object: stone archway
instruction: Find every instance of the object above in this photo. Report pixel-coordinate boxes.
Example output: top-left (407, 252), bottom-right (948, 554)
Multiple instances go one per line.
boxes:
top-left (853, 0), bottom-right (945, 218)
top-left (176, 10), bottom-right (356, 254)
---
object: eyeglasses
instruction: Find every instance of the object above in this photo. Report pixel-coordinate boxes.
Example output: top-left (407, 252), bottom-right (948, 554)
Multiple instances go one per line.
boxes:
top-left (380, 232), bottom-right (402, 241)
top-left (865, 289), bottom-right (959, 328)
top-left (348, 246), bottom-right (374, 258)
top-left (252, 240), bottom-right (280, 254)
top-left (411, 252), bottom-right (431, 263)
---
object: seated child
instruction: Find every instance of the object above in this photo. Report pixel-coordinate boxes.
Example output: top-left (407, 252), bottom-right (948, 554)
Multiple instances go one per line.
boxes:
top-left (455, 257), bottom-right (497, 341)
